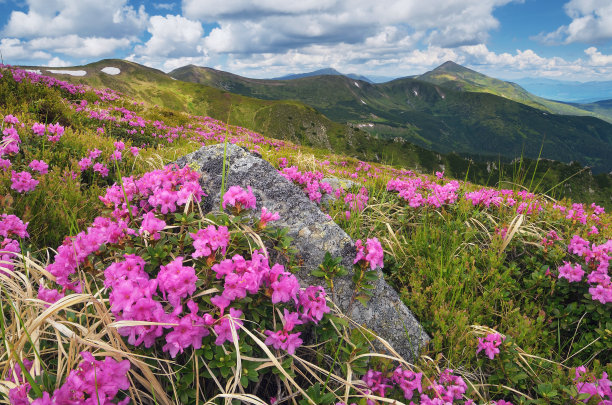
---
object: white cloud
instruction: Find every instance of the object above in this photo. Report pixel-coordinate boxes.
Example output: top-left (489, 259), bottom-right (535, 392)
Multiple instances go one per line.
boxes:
top-left (187, 0), bottom-right (518, 54)
top-left (585, 47), bottom-right (612, 66)
top-left (135, 15), bottom-right (206, 58)
top-left (0, 38), bottom-right (51, 61)
top-left (537, 0), bottom-right (612, 44)
top-left (46, 57), bottom-right (71, 67)
top-left (28, 35), bottom-right (131, 58)
top-left (3, 0), bottom-right (147, 38)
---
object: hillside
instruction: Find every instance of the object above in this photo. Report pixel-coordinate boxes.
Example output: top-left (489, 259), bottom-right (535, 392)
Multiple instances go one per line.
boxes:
top-left (417, 61), bottom-right (608, 121)
top-left (568, 99), bottom-right (612, 121)
top-left (171, 63), bottom-right (612, 173)
top-left (0, 64), bottom-right (610, 405)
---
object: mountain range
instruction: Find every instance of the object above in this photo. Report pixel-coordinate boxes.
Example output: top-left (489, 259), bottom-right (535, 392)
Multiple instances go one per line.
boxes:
top-left (170, 61), bottom-right (612, 173)
top-left (30, 59), bottom-right (612, 175)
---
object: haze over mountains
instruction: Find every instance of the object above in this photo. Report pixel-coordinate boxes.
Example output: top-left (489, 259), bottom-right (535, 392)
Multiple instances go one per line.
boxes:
top-left (31, 59), bottom-right (612, 174)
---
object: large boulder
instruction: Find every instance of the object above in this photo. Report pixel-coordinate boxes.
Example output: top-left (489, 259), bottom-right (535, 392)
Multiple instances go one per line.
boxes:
top-left (175, 144), bottom-right (429, 360)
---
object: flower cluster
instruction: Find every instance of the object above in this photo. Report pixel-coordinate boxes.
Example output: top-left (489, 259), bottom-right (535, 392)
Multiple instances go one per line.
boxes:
top-left (191, 225), bottom-right (230, 260)
top-left (0, 214), bottom-right (28, 274)
top-left (222, 185), bottom-right (256, 212)
top-left (476, 332), bottom-right (505, 360)
top-left (354, 237), bottom-right (384, 270)
top-left (573, 366), bottom-right (611, 404)
top-left (357, 367), bottom-right (469, 405)
top-left (387, 177), bottom-right (459, 208)
top-left (558, 235), bottom-right (612, 304)
top-left (8, 352), bottom-right (130, 405)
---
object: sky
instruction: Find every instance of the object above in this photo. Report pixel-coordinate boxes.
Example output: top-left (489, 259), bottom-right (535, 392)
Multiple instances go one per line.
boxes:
top-left (1, 0), bottom-right (612, 81)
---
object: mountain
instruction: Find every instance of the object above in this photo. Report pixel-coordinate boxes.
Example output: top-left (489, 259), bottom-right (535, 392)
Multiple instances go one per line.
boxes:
top-left (416, 61), bottom-right (609, 121)
top-left (566, 99), bottom-right (612, 122)
top-left (514, 77), bottom-right (612, 103)
top-left (171, 63), bottom-right (612, 173)
top-left (272, 67), bottom-right (373, 83)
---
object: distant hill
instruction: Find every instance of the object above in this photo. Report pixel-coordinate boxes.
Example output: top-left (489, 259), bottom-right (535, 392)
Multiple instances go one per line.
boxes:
top-left (416, 61), bottom-right (609, 122)
top-left (272, 68), bottom-right (373, 83)
top-left (567, 99), bottom-right (612, 122)
top-left (514, 77), bottom-right (612, 103)
top-left (171, 63), bottom-right (612, 173)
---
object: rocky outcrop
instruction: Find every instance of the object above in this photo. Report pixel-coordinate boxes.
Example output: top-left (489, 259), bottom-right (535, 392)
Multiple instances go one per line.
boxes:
top-left (175, 143), bottom-right (429, 360)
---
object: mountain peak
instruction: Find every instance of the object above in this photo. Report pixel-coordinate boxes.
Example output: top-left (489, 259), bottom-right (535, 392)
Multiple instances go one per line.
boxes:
top-left (433, 60), bottom-right (474, 74)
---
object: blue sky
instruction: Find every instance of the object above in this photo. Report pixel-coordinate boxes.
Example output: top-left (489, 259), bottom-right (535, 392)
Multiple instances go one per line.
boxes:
top-left (1, 0), bottom-right (611, 81)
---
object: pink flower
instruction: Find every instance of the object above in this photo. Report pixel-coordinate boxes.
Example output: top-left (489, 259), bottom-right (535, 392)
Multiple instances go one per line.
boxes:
top-left (476, 332), bottom-right (505, 360)
top-left (0, 214), bottom-right (29, 238)
top-left (139, 211), bottom-right (166, 240)
top-left (0, 158), bottom-right (11, 170)
top-left (271, 273), bottom-right (300, 304)
top-left (11, 170), bottom-right (38, 193)
top-left (114, 141), bottom-right (125, 150)
top-left (88, 148), bottom-right (102, 159)
top-left (38, 285), bottom-right (65, 305)
top-left (3, 114), bottom-right (19, 125)
top-left (29, 159), bottom-right (49, 174)
top-left (157, 257), bottom-right (198, 307)
top-left (214, 308), bottom-right (243, 345)
top-left (130, 146), bottom-right (139, 156)
top-left (31, 122), bottom-right (46, 136)
top-left (354, 238), bottom-right (384, 270)
top-left (79, 157), bottom-right (92, 171)
top-left (558, 262), bottom-right (585, 283)
top-left (191, 225), bottom-right (230, 259)
top-left (298, 286), bottom-right (330, 323)
top-left (222, 185), bottom-right (256, 211)
top-left (93, 162), bottom-right (109, 177)
top-left (47, 123), bottom-right (64, 142)
top-left (260, 207), bottom-right (280, 227)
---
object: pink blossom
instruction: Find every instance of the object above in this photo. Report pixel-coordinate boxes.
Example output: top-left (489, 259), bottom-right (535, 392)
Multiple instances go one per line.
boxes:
top-left (260, 207), bottom-right (280, 227)
top-left (190, 225), bottom-right (230, 259)
top-left (157, 257), bottom-right (198, 307)
top-left (558, 262), bottom-right (585, 283)
top-left (139, 211), bottom-right (166, 240)
top-left (93, 162), bottom-right (109, 177)
top-left (0, 214), bottom-right (29, 238)
top-left (31, 122), bottom-right (45, 136)
top-left (222, 185), bottom-right (256, 211)
top-left (29, 159), bottom-right (48, 174)
top-left (476, 332), bottom-right (505, 360)
top-left (0, 158), bottom-right (11, 170)
top-left (354, 238), bottom-right (384, 270)
top-left (214, 308), bottom-right (243, 345)
top-left (11, 170), bottom-right (38, 193)
top-left (79, 157), bottom-right (92, 171)
top-left (3, 114), bottom-right (19, 125)
top-left (47, 123), bottom-right (64, 142)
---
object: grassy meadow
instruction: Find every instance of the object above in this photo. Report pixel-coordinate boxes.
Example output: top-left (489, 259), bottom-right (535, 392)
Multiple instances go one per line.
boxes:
top-left (0, 66), bottom-right (610, 404)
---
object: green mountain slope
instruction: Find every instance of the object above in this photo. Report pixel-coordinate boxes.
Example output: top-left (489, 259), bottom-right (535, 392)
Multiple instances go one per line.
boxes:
top-left (171, 64), bottom-right (612, 173)
top-left (567, 99), bottom-right (612, 121)
top-left (416, 61), bottom-right (609, 120)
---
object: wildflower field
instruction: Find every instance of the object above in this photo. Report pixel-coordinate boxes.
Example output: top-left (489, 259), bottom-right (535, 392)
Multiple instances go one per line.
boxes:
top-left (0, 66), bottom-right (610, 404)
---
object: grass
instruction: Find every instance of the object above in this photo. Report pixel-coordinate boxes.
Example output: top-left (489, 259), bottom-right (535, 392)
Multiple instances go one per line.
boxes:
top-left (0, 65), bottom-right (610, 404)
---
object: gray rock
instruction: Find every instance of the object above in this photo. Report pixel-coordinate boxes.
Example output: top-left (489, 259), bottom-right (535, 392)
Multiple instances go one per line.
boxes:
top-left (175, 143), bottom-right (429, 360)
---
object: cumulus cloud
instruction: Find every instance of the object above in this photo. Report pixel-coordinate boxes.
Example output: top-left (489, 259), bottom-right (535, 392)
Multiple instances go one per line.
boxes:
top-left (0, 38), bottom-right (51, 61)
top-left (537, 0), bottom-right (612, 44)
top-left (585, 47), bottom-right (612, 66)
top-left (187, 0), bottom-right (518, 54)
top-left (135, 15), bottom-right (206, 58)
top-left (3, 0), bottom-right (147, 39)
